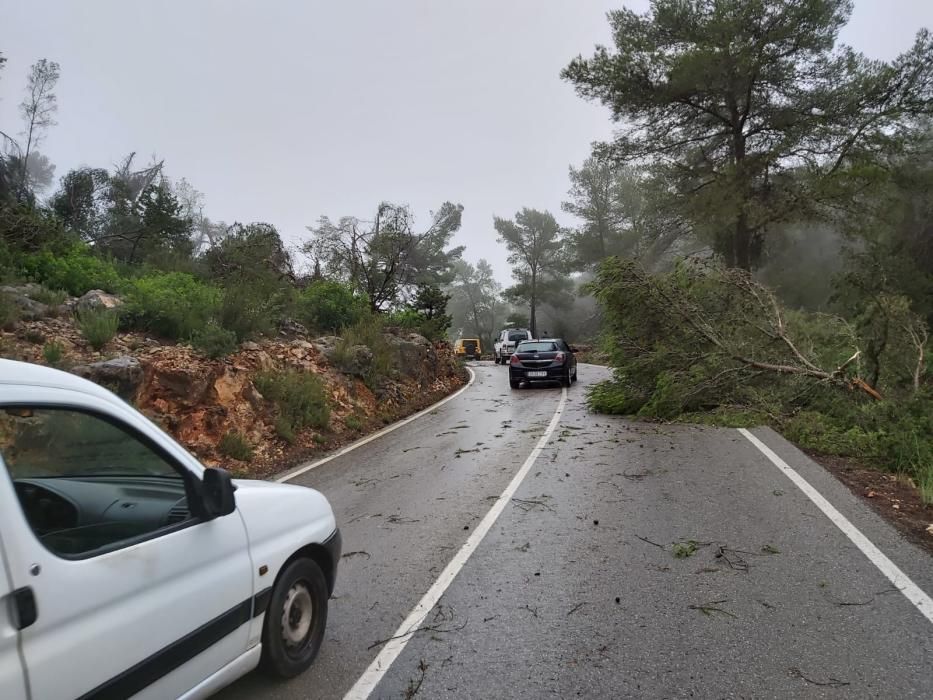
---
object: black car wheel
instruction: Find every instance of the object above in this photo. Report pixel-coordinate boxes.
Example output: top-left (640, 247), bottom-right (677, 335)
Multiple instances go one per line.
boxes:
top-left (571, 366), bottom-right (578, 383)
top-left (260, 557), bottom-right (328, 678)
top-left (561, 368), bottom-right (571, 387)
top-left (509, 378), bottom-right (521, 389)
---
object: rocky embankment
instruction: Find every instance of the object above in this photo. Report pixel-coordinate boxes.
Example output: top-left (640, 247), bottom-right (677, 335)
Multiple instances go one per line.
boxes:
top-left (0, 284), bottom-right (467, 478)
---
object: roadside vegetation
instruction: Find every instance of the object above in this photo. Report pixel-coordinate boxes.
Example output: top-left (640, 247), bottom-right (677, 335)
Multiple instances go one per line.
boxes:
top-left (561, 1), bottom-right (933, 502)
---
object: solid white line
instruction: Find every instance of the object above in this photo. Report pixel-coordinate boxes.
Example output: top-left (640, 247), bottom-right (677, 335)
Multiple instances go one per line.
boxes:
top-left (739, 428), bottom-right (933, 625)
top-left (276, 367), bottom-right (476, 483)
top-left (343, 386), bottom-right (568, 700)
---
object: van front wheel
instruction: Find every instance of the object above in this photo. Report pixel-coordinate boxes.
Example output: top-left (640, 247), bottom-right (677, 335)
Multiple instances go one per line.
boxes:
top-left (260, 557), bottom-right (328, 678)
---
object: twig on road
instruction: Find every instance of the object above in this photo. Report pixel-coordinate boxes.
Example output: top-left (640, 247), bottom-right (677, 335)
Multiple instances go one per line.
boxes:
top-left (367, 618), bottom-right (469, 651)
top-left (688, 599), bottom-right (737, 618)
top-left (511, 497), bottom-right (554, 512)
top-left (566, 602), bottom-right (587, 616)
top-left (635, 534), bottom-right (667, 549)
top-left (341, 550), bottom-right (371, 560)
top-left (789, 668), bottom-right (850, 688)
top-left (405, 660), bottom-right (428, 699)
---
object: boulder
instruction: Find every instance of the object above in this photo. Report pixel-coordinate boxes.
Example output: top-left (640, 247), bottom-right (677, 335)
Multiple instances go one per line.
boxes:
top-left (279, 318), bottom-right (308, 337)
top-left (386, 332), bottom-right (436, 382)
top-left (341, 344), bottom-right (373, 377)
top-left (75, 289), bottom-right (123, 313)
top-left (71, 356), bottom-right (143, 398)
top-left (0, 285), bottom-right (49, 321)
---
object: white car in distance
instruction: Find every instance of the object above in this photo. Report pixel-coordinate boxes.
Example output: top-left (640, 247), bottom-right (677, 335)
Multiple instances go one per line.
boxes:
top-left (0, 359), bottom-right (341, 700)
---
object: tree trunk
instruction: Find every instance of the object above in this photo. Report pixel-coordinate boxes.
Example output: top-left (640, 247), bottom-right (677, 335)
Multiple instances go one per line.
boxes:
top-left (733, 211), bottom-right (752, 271)
top-left (530, 268), bottom-right (537, 338)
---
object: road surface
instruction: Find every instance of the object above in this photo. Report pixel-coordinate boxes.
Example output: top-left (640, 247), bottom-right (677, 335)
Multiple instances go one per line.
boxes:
top-left (218, 362), bottom-right (933, 699)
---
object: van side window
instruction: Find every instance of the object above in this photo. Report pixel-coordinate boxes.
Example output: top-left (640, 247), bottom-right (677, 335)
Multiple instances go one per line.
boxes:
top-left (0, 408), bottom-right (191, 558)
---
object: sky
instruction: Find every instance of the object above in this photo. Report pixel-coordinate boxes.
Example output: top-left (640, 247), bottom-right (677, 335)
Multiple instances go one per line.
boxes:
top-left (1, 0), bottom-right (932, 284)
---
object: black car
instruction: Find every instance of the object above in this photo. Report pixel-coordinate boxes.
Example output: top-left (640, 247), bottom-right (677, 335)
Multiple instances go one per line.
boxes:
top-left (508, 339), bottom-right (578, 388)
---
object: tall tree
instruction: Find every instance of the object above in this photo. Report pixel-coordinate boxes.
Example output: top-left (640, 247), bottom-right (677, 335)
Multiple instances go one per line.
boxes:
top-left (306, 202), bottom-right (465, 312)
top-left (17, 59), bottom-right (60, 199)
top-left (447, 259), bottom-right (506, 350)
top-left (494, 208), bottom-right (570, 337)
top-left (562, 1), bottom-right (933, 270)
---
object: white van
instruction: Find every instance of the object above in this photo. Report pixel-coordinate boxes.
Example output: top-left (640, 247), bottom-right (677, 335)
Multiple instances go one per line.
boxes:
top-left (0, 359), bottom-right (340, 699)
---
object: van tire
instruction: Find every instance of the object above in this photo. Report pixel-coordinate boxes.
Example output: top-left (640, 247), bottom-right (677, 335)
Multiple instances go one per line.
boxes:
top-left (260, 557), bottom-right (328, 679)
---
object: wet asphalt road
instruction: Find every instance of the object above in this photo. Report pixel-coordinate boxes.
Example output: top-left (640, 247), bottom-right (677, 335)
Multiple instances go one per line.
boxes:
top-left (218, 362), bottom-right (933, 699)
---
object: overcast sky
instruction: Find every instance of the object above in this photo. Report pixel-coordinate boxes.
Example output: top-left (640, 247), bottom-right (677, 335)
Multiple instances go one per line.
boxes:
top-left (2, 0), bottom-right (931, 283)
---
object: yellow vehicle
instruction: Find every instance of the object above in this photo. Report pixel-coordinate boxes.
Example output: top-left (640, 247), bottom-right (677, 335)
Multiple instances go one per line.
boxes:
top-left (454, 338), bottom-right (482, 360)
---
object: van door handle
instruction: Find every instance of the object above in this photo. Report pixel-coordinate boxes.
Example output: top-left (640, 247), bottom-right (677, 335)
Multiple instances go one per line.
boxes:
top-left (10, 587), bottom-right (37, 630)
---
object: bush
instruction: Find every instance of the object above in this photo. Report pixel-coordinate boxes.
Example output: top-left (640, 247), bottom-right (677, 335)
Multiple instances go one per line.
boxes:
top-left (190, 322), bottom-right (238, 359)
top-left (76, 308), bottom-right (119, 351)
top-left (42, 341), bottom-right (65, 366)
top-left (217, 283), bottom-right (286, 341)
top-left (30, 287), bottom-right (67, 308)
top-left (331, 315), bottom-right (394, 387)
top-left (219, 431), bottom-right (253, 462)
top-left (274, 415), bottom-right (296, 445)
top-left (296, 280), bottom-right (368, 333)
top-left (0, 294), bottom-right (19, 330)
top-left (344, 414), bottom-right (363, 431)
top-left (123, 272), bottom-right (221, 340)
top-left (254, 369), bottom-right (331, 437)
top-left (21, 245), bottom-right (123, 296)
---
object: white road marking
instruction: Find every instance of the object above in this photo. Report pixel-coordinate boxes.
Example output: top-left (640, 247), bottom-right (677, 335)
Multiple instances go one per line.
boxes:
top-left (276, 367), bottom-right (476, 483)
top-left (739, 428), bottom-right (933, 625)
top-left (343, 386), bottom-right (569, 700)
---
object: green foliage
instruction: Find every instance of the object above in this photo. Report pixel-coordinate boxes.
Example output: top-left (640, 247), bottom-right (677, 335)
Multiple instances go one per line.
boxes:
top-left (123, 272), bottom-right (220, 340)
top-left (42, 340), bottom-right (64, 366)
top-left (254, 369), bottom-right (331, 436)
top-left (331, 315), bottom-right (394, 387)
top-left (562, 1), bottom-right (933, 269)
top-left (30, 286), bottom-right (67, 307)
top-left (494, 208), bottom-right (571, 337)
top-left (0, 293), bottom-right (20, 330)
top-left (344, 414), bottom-right (363, 431)
top-left (217, 284), bottom-right (286, 341)
top-left (190, 322), bottom-right (238, 359)
top-left (296, 280), bottom-right (369, 333)
top-left (75, 307), bottom-right (118, 351)
top-left (21, 245), bottom-right (123, 296)
top-left (273, 415), bottom-right (296, 445)
top-left (219, 431), bottom-right (253, 462)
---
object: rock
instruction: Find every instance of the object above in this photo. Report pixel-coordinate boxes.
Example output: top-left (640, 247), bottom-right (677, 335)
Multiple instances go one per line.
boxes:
top-left (339, 344), bottom-right (373, 377)
top-left (76, 290), bottom-right (123, 313)
top-left (386, 332), bottom-right (436, 382)
top-left (76, 289), bottom-right (121, 311)
top-left (0, 285), bottom-right (50, 321)
top-left (241, 341), bottom-right (260, 351)
top-left (279, 318), bottom-right (308, 337)
top-left (71, 356), bottom-right (143, 398)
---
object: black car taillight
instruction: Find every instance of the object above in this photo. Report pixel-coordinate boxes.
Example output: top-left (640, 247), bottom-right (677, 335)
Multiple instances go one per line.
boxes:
top-left (554, 352), bottom-right (565, 364)
top-left (510, 354), bottom-right (520, 365)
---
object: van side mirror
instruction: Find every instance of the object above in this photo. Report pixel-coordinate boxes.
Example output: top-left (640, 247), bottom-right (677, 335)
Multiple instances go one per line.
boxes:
top-left (202, 467), bottom-right (236, 519)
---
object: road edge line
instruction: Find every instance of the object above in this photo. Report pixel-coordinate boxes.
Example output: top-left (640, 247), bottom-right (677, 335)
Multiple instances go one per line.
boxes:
top-left (276, 367), bottom-right (476, 483)
top-left (739, 428), bottom-right (933, 625)
top-left (342, 386), bottom-right (569, 700)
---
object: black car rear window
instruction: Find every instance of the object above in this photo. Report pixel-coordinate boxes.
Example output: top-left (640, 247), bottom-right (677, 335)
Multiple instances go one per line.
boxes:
top-left (517, 342), bottom-right (557, 352)
top-left (508, 331), bottom-right (529, 342)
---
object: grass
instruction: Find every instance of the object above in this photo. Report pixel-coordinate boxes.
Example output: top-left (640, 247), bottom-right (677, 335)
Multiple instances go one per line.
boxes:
top-left (42, 341), bottom-right (65, 366)
top-left (0, 293), bottom-right (20, 330)
top-left (30, 287), bottom-right (67, 307)
top-left (344, 414), bottom-right (363, 431)
top-left (273, 415), bottom-right (296, 445)
top-left (254, 368), bottom-right (331, 436)
top-left (75, 307), bottom-right (119, 351)
top-left (219, 431), bottom-right (254, 461)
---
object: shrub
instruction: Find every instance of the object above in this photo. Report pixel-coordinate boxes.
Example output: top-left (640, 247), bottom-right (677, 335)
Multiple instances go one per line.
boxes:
top-left (331, 315), bottom-right (394, 387)
top-left (123, 272), bottom-right (220, 340)
top-left (21, 245), bottom-right (123, 296)
top-left (0, 294), bottom-right (20, 330)
top-left (254, 369), bottom-right (331, 436)
top-left (297, 280), bottom-right (369, 333)
top-left (219, 431), bottom-right (253, 461)
top-left (344, 414), bottom-right (363, 431)
top-left (30, 287), bottom-right (67, 307)
top-left (42, 341), bottom-right (65, 366)
top-left (190, 322), bottom-right (238, 359)
top-left (274, 415), bottom-right (296, 445)
top-left (217, 283), bottom-right (286, 341)
top-left (76, 308), bottom-right (119, 351)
